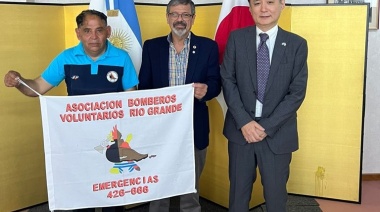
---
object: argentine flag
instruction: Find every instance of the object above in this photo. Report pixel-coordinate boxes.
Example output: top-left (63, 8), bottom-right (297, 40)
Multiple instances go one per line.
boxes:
top-left (90, 0), bottom-right (142, 73)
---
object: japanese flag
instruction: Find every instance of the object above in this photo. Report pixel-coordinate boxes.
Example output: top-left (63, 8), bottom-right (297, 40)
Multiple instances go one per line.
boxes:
top-left (215, 0), bottom-right (254, 64)
top-left (215, 0), bottom-right (254, 115)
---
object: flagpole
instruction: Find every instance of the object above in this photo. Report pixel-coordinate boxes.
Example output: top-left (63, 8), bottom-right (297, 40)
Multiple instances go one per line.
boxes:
top-left (17, 78), bottom-right (42, 96)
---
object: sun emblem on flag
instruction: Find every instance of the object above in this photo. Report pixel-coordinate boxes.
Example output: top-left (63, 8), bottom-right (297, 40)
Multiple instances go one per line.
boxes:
top-left (109, 28), bottom-right (133, 51)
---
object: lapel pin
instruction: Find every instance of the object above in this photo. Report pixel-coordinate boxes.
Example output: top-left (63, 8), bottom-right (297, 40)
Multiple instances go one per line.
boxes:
top-left (282, 42), bottom-right (286, 46)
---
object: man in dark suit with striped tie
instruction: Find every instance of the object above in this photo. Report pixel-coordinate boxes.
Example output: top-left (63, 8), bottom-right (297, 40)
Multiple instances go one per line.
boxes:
top-left (221, 0), bottom-right (308, 211)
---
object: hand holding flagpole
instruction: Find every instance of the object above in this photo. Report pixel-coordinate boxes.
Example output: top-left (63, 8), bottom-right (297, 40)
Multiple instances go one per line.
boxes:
top-left (16, 78), bottom-right (42, 96)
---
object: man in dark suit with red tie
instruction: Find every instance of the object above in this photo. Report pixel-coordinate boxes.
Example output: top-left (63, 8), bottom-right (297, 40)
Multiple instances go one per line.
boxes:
top-left (221, 0), bottom-right (308, 211)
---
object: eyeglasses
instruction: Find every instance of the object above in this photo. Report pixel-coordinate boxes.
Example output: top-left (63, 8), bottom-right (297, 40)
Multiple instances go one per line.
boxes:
top-left (167, 12), bottom-right (194, 20)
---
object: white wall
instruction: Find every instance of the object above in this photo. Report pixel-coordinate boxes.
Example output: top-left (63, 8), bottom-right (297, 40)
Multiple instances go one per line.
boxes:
top-left (363, 31), bottom-right (380, 173)
top-left (4, 0), bottom-right (379, 173)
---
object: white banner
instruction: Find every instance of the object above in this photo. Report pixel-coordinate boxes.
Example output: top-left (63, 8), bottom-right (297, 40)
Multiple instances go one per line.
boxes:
top-left (39, 84), bottom-right (195, 210)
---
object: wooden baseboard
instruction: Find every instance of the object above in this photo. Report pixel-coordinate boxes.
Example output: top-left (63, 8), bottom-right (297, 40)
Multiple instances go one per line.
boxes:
top-left (362, 174), bottom-right (380, 181)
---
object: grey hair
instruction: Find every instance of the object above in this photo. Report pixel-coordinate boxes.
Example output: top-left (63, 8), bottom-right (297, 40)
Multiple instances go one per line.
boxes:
top-left (166, 0), bottom-right (196, 15)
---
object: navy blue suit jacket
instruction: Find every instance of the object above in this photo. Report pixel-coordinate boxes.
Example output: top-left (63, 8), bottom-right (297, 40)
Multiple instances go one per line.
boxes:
top-left (138, 33), bottom-right (221, 150)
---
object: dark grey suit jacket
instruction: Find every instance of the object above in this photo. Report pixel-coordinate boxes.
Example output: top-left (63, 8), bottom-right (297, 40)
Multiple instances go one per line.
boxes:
top-left (221, 26), bottom-right (308, 154)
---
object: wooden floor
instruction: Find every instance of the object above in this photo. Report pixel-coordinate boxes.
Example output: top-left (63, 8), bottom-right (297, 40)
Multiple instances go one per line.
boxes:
top-left (18, 180), bottom-right (380, 212)
top-left (316, 180), bottom-right (380, 212)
